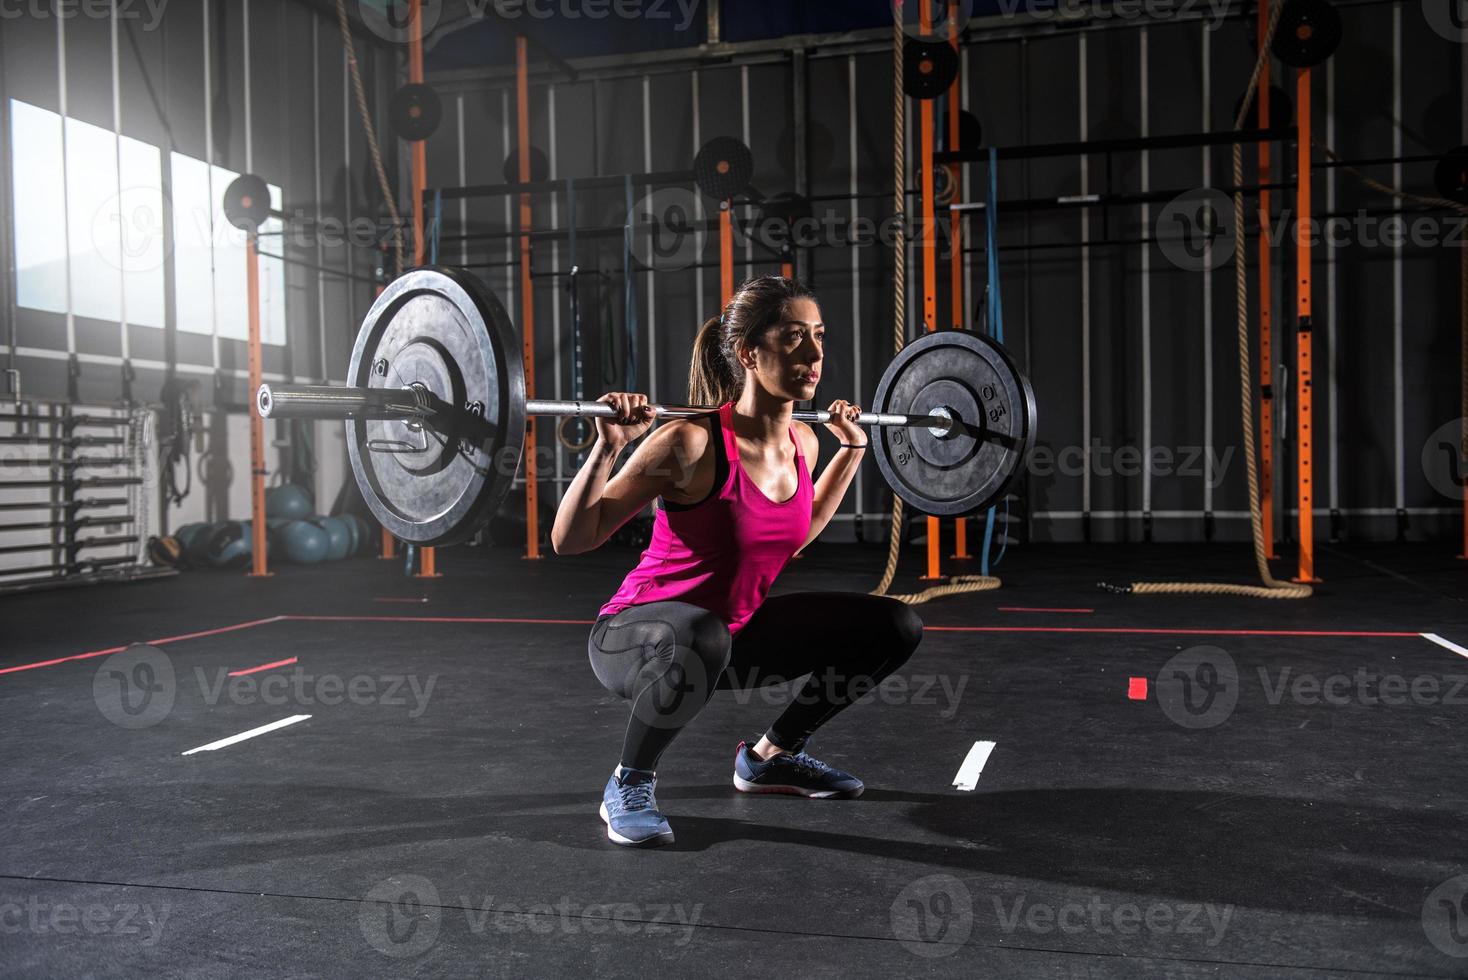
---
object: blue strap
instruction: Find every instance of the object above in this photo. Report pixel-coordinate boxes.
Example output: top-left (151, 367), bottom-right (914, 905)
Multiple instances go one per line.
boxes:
top-left (981, 148), bottom-right (1009, 574)
top-left (622, 175), bottom-right (639, 390)
top-left (566, 178), bottom-right (577, 279)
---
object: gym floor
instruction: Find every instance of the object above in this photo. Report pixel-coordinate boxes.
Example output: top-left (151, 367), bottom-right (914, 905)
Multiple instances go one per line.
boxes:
top-left (3, 541), bottom-right (1466, 978)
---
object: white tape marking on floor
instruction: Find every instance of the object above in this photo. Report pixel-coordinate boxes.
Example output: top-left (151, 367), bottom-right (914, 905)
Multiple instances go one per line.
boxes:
top-left (181, 715), bottom-right (312, 756)
top-left (1421, 633), bottom-right (1468, 660)
top-left (952, 740), bottom-right (997, 792)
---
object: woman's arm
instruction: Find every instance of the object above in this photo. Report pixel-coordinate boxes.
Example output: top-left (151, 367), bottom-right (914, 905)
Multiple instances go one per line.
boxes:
top-left (800, 404), bottom-right (866, 549)
top-left (551, 416), bottom-right (707, 555)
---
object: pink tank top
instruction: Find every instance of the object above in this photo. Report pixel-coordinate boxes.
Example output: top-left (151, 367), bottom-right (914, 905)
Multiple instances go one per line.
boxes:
top-left (598, 402), bottom-right (813, 635)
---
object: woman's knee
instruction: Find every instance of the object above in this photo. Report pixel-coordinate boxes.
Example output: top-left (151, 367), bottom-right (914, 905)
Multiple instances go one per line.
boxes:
top-left (873, 597), bottom-right (924, 661)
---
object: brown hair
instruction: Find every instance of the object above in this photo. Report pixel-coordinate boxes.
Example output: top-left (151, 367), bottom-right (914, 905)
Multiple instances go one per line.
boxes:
top-left (687, 275), bottom-right (817, 406)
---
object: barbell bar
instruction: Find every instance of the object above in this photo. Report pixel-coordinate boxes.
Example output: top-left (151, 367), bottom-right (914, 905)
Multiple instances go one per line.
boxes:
top-left (251, 267), bottom-right (1037, 547)
top-left (259, 385), bottom-right (967, 438)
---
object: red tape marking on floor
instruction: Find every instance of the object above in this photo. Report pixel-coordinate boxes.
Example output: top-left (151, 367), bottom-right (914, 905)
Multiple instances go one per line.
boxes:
top-left (0, 616), bottom-right (288, 676)
top-left (1128, 677), bottom-right (1149, 700)
top-left (998, 607), bottom-right (1095, 613)
top-left (282, 614), bottom-right (597, 625)
top-left (228, 657), bottom-right (298, 677)
top-left (8, 616), bottom-right (1431, 680)
top-left (925, 626), bottom-right (1421, 637)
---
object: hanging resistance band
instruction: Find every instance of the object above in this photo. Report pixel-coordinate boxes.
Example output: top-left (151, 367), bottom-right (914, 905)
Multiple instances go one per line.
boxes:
top-left (981, 148), bottom-right (1010, 575)
top-left (567, 177), bottom-right (583, 401)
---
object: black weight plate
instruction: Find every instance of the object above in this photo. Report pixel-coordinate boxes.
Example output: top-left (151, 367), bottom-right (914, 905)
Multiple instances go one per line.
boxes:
top-left (942, 109), bottom-right (982, 153)
top-left (503, 145), bottom-right (550, 184)
top-left (391, 83), bottom-right (442, 141)
top-left (872, 330), bottom-right (1037, 517)
top-left (903, 36), bottom-right (960, 100)
top-left (1435, 146), bottom-right (1468, 205)
top-left (1271, 0), bottom-right (1342, 68)
top-left (223, 174), bottom-right (271, 231)
top-left (345, 267), bottom-right (526, 547)
top-left (1234, 84), bottom-right (1293, 131)
top-left (693, 136), bottom-right (754, 201)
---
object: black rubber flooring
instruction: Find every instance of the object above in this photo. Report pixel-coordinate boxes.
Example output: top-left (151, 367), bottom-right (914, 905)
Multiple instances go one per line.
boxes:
top-left (2, 541), bottom-right (1466, 978)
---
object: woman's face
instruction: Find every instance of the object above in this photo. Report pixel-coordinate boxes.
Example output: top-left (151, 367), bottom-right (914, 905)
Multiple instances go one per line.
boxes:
top-left (739, 298), bottom-right (824, 403)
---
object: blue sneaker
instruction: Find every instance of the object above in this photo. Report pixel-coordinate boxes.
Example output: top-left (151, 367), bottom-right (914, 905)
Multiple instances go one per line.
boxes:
top-left (599, 767), bottom-right (674, 847)
top-left (732, 740), bottom-right (864, 799)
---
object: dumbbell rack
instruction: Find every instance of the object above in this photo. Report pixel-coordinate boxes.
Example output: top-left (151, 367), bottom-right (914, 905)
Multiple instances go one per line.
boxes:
top-left (0, 401), bottom-right (173, 594)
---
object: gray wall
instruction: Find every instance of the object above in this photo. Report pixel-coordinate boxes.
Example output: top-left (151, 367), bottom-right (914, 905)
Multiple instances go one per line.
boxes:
top-left (431, 2), bottom-right (1466, 544)
top-left (3, 2), bottom-right (1464, 545)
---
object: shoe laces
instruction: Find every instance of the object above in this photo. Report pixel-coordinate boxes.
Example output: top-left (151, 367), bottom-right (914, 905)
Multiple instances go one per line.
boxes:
top-left (618, 779), bottom-right (655, 812)
top-left (789, 751), bottom-right (831, 776)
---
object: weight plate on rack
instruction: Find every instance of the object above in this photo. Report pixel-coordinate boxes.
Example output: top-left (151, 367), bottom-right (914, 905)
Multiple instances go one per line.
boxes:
top-left (693, 136), bottom-right (754, 201)
top-left (1270, 0), bottom-right (1342, 69)
top-left (223, 174), bottom-right (271, 231)
top-left (903, 36), bottom-right (960, 100)
top-left (390, 83), bottom-right (442, 141)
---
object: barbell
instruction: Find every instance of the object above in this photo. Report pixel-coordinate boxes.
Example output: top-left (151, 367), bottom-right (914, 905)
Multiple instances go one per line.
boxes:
top-left (256, 267), bottom-right (1037, 547)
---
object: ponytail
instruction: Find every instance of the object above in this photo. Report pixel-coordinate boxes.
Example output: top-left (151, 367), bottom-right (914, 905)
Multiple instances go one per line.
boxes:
top-left (686, 276), bottom-right (817, 406)
top-left (688, 315), bottom-right (741, 406)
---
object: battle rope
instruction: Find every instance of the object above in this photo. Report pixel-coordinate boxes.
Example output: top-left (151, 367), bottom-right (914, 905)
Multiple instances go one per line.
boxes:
top-left (1106, 0), bottom-right (1310, 598)
top-left (334, 0), bottom-right (404, 278)
top-left (871, 10), bottom-right (1000, 605)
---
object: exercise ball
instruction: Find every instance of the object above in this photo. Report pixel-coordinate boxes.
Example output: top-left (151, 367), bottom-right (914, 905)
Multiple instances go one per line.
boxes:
top-left (340, 514), bottom-right (368, 556)
top-left (281, 520), bottom-right (330, 564)
top-left (318, 516), bottom-right (352, 561)
top-left (354, 515), bottom-right (373, 554)
top-left (266, 483), bottom-right (313, 520)
top-left (346, 514), bottom-right (372, 556)
top-left (341, 515), bottom-right (360, 556)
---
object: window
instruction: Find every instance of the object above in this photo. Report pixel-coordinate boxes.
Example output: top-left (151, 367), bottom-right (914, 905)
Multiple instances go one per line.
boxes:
top-left (65, 115), bottom-right (125, 323)
top-left (9, 98), bottom-right (283, 343)
top-left (171, 153), bottom-right (285, 345)
top-left (10, 100), bottom-right (68, 315)
top-left (117, 135), bottom-right (166, 328)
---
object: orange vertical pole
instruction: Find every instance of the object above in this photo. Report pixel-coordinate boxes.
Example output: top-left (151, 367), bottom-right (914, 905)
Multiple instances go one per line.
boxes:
top-left (947, 0), bottom-right (970, 560)
top-left (409, 0), bottom-right (440, 578)
top-left (720, 207), bottom-right (734, 303)
top-left (1294, 68), bottom-right (1317, 583)
top-left (918, 1), bottom-right (941, 581)
top-left (1257, 5), bottom-right (1278, 559)
top-left (246, 234), bottom-right (270, 578)
top-left (409, 0), bottom-right (426, 269)
top-left (517, 36), bottom-right (542, 561)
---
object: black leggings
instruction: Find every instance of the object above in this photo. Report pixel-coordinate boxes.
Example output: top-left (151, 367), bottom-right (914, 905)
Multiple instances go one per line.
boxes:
top-left (588, 593), bottom-right (924, 771)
